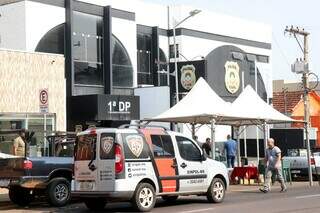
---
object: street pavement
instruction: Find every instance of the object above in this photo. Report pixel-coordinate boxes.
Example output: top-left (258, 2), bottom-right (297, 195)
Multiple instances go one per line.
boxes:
top-left (1, 182), bottom-right (320, 213)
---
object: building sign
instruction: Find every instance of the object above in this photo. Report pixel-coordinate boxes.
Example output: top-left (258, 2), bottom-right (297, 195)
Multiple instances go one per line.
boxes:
top-left (224, 61), bottom-right (240, 94)
top-left (39, 89), bottom-right (49, 113)
top-left (70, 94), bottom-right (140, 121)
top-left (180, 65), bottom-right (196, 90)
top-left (169, 60), bottom-right (206, 100)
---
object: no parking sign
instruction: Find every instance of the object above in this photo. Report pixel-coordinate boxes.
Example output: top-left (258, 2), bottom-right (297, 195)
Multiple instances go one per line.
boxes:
top-left (39, 89), bottom-right (49, 113)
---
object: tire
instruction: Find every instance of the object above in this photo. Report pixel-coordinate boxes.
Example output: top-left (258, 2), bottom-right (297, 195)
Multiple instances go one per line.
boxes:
top-left (206, 178), bottom-right (226, 203)
top-left (84, 198), bottom-right (106, 211)
top-left (47, 177), bottom-right (71, 207)
top-left (162, 195), bottom-right (178, 202)
top-left (9, 186), bottom-right (34, 206)
top-left (132, 183), bottom-right (156, 212)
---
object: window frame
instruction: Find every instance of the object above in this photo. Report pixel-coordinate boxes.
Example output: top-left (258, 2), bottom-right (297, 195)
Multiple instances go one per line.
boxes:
top-left (175, 136), bottom-right (202, 162)
top-left (150, 134), bottom-right (175, 158)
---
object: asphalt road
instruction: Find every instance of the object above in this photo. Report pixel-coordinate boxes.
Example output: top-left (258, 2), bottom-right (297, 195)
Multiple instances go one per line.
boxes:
top-left (1, 183), bottom-right (320, 213)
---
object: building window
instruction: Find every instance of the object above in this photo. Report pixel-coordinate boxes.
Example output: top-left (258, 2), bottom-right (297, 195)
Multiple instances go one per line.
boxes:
top-left (35, 23), bottom-right (65, 55)
top-left (112, 36), bottom-right (134, 88)
top-left (158, 48), bottom-right (168, 86)
top-left (73, 11), bottom-right (103, 86)
top-left (137, 34), bottom-right (152, 85)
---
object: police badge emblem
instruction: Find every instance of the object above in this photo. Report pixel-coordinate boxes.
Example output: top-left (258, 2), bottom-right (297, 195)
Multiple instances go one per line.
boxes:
top-left (126, 135), bottom-right (144, 157)
top-left (224, 61), bottom-right (240, 94)
top-left (180, 65), bottom-right (196, 90)
top-left (101, 136), bottom-right (114, 155)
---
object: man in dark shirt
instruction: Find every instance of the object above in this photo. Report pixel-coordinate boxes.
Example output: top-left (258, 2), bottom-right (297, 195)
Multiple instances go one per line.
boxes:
top-left (202, 138), bottom-right (211, 156)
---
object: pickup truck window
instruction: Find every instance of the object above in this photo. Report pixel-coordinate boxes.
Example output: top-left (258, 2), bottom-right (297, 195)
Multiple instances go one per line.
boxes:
top-left (75, 134), bottom-right (96, 161)
top-left (151, 135), bottom-right (175, 158)
top-left (176, 136), bottom-right (201, 161)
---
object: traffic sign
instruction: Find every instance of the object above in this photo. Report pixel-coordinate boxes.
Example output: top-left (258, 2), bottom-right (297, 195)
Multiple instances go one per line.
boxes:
top-left (39, 89), bottom-right (49, 113)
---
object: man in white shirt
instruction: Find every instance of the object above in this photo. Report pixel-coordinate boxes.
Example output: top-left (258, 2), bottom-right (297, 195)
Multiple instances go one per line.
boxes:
top-left (13, 131), bottom-right (26, 157)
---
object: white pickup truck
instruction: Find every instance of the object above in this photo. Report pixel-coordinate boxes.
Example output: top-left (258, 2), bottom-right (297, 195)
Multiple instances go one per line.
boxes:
top-left (283, 149), bottom-right (320, 179)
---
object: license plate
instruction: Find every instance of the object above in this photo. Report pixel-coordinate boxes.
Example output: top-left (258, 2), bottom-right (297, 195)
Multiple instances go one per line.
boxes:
top-left (291, 170), bottom-right (301, 174)
top-left (0, 179), bottom-right (10, 187)
top-left (79, 181), bottom-right (95, 191)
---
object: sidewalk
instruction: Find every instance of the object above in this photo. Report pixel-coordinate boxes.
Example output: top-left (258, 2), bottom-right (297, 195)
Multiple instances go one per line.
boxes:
top-left (229, 181), bottom-right (318, 193)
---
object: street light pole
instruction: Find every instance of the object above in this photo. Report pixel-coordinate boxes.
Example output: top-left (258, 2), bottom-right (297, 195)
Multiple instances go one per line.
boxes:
top-left (172, 9), bottom-right (201, 105)
top-left (173, 24), bottom-right (179, 103)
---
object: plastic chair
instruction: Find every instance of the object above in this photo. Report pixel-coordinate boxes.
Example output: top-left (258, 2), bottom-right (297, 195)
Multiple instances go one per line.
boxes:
top-left (282, 159), bottom-right (292, 185)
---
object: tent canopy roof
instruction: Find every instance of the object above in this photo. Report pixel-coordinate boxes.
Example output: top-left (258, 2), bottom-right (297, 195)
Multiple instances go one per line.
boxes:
top-left (145, 78), bottom-right (300, 126)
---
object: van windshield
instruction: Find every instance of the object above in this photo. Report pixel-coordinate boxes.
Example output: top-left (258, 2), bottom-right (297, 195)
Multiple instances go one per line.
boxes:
top-left (75, 134), bottom-right (96, 161)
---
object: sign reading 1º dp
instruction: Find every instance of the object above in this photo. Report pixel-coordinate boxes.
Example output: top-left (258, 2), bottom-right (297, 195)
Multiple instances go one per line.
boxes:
top-left (39, 89), bottom-right (49, 113)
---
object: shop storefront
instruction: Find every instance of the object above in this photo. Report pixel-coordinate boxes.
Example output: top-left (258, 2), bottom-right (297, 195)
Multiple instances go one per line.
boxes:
top-left (0, 113), bottom-right (55, 156)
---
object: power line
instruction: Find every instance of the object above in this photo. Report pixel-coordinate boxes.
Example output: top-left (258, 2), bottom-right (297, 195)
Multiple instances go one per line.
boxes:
top-left (272, 33), bottom-right (291, 67)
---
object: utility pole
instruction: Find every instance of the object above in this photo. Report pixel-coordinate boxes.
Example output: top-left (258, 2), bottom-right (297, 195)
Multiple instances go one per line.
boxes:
top-left (285, 26), bottom-right (312, 186)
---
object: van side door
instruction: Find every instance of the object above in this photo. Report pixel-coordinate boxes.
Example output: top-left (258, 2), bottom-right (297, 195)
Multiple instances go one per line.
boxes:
top-left (150, 134), bottom-right (178, 193)
top-left (174, 136), bottom-right (207, 192)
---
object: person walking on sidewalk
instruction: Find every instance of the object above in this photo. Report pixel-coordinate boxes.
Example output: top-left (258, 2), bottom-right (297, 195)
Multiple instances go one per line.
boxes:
top-left (260, 138), bottom-right (287, 193)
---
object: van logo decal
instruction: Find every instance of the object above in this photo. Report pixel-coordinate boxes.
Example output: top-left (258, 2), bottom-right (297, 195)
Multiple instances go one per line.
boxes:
top-left (101, 136), bottom-right (114, 155)
top-left (126, 135), bottom-right (144, 157)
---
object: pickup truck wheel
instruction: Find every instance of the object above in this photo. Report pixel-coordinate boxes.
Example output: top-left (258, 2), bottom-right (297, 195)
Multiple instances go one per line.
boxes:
top-left (9, 186), bottom-right (34, 206)
top-left (207, 178), bottom-right (225, 203)
top-left (84, 198), bottom-right (106, 211)
top-left (47, 178), bottom-right (71, 207)
top-left (132, 183), bottom-right (156, 212)
top-left (162, 195), bottom-right (178, 202)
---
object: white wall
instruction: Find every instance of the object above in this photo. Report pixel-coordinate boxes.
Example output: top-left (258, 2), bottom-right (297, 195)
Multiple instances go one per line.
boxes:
top-left (112, 17), bottom-right (137, 87)
top-left (0, 1), bottom-right (26, 50)
top-left (25, 1), bottom-right (65, 51)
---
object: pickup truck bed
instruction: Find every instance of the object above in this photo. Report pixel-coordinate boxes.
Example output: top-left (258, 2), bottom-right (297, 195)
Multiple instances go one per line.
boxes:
top-left (0, 155), bottom-right (73, 207)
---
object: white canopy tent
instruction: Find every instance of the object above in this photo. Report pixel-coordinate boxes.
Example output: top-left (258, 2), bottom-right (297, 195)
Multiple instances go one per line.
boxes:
top-left (150, 77), bottom-right (236, 124)
top-left (146, 78), bottom-right (300, 163)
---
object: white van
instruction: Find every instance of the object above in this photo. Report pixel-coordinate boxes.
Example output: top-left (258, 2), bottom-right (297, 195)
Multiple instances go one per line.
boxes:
top-left (72, 126), bottom-right (229, 212)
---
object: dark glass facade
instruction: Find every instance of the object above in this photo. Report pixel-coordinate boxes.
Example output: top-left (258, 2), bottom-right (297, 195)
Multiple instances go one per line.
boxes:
top-left (73, 12), bottom-right (103, 86)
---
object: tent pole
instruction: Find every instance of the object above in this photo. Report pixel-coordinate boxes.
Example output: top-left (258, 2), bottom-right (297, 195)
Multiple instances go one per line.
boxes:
top-left (235, 126), bottom-right (241, 167)
top-left (191, 123), bottom-right (196, 139)
top-left (210, 119), bottom-right (216, 160)
top-left (244, 126), bottom-right (247, 158)
top-left (263, 121), bottom-right (268, 158)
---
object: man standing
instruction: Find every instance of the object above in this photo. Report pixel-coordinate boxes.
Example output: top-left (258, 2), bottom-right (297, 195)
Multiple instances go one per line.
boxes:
top-left (260, 138), bottom-right (287, 193)
top-left (224, 135), bottom-right (237, 168)
top-left (202, 138), bottom-right (211, 156)
top-left (13, 130), bottom-right (26, 157)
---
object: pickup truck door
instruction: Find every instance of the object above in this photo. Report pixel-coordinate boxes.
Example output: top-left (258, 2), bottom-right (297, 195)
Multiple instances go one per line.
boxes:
top-left (174, 136), bottom-right (207, 192)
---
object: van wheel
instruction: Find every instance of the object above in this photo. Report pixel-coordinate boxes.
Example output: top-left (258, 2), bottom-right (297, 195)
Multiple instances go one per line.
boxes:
top-left (207, 178), bottom-right (225, 203)
top-left (47, 178), bottom-right (71, 207)
top-left (9, 186), bottom-right (34, 206)
top-left (84, 198), bottom-right (106, 211)
top-left (162, 195), bottom-right (178, 202)
top-left (132, 183), bottom-right (156, 212)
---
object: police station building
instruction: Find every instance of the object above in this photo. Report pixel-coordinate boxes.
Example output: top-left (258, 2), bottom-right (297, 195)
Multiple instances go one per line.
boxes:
top-left (0, 0), bottom-right (272, 147)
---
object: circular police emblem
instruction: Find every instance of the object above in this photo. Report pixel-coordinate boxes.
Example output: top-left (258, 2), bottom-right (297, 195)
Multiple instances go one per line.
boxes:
top-left (224, 61), bottom-right (240, 94)
top-left (101, 136), bottom-right (114, 155)
top-left (126, 135), bottom-right (144, 158)
top-left (180, 65), bottom-right (196, 90)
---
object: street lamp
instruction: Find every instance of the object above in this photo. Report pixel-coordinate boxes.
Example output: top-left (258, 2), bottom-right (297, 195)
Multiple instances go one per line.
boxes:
top-left (173, 9), bottom-right (201, 103)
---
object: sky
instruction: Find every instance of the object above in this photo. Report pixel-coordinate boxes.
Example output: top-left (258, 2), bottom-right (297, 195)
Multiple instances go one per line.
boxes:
top-left (144, 0), bottom-right (320, 82)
